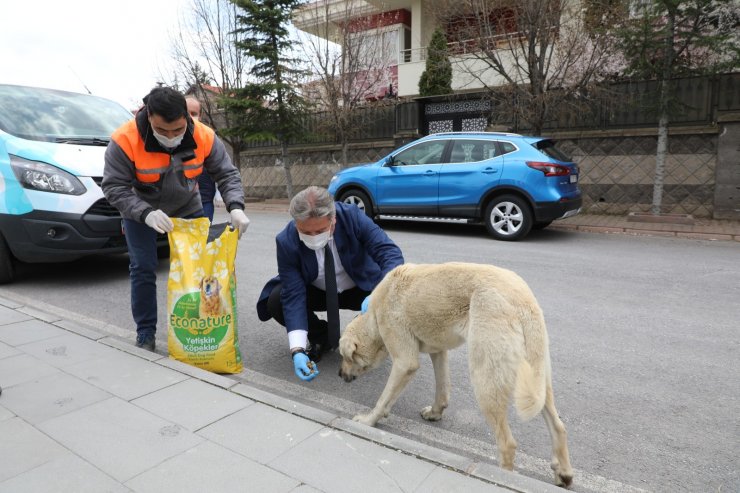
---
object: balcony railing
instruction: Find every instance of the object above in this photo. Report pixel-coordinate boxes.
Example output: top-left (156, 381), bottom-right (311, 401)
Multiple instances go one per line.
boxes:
top-left (399, 29), bottom-right (556, 64)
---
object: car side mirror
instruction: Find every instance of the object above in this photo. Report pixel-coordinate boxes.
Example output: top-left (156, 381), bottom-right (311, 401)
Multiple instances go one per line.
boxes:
top-left (384, 155), bottom-right (395, 167)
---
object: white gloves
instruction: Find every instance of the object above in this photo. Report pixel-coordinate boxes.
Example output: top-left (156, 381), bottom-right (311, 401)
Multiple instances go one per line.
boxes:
top-left (144, 208), bottom-right (247, 237)
top-left (229, 208), bottom-right (250, 239)
top-left (144, 209), bottom-right (174, 234)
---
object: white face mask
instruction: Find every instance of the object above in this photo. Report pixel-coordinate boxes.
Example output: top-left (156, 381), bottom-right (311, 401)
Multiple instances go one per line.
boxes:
top-left (152, 129), bottom-right (184, 149)
top-left (299, 230), bottom-right (331, 250)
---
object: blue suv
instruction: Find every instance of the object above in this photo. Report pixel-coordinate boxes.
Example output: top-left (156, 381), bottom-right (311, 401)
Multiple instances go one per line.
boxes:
top-left (328, 132), bottom-right (582, 241)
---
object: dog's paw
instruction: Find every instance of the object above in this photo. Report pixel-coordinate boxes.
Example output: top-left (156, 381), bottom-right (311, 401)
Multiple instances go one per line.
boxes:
top-left (420, 406), bottom-right (443, 421)
top-left (352, 413), bottom-right (377, 426)
top-left (555, 470), bottom-right (573, 488)
top-left (552, 462), bottom-right (574, 488)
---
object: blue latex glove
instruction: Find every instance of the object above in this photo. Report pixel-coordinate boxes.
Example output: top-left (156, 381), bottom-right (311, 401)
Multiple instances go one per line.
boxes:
top-left (292, 352), bottom-right (319, 381)
top-left (361, 295), bottom-right (371, 314)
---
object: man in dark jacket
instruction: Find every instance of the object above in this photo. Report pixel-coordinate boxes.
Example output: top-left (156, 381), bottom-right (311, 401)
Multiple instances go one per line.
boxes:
top-left (256, 186), bottom-right (404, 381)
top-left (186, 96), bottom-right (218, 222)
top-left (103, 86), bottom-right (249, 351)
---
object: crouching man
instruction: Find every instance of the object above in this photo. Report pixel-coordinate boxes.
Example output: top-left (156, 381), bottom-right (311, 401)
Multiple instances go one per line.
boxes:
top-left (256, 186), bottom-right (403, 381)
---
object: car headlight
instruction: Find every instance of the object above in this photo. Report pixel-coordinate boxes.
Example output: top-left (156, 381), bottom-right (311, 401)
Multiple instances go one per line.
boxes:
top-left (330, 175), bottom-right (338, 183)
top-left (9, 154), bottom-right (86, 195)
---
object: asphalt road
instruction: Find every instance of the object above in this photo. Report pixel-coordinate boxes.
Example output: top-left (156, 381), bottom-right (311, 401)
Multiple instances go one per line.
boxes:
top-left (2, 208), bottom-right (738, 493)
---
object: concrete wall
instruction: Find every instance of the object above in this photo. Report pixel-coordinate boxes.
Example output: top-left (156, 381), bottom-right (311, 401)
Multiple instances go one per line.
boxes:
top-left (237, 123), bottom-right (739, 220)
top-left (714, 120), bottom-right (740, 219)
top-left (238, 141), bottom-right (396, 199)
top-left (552, 127), bottom-right (720, 218)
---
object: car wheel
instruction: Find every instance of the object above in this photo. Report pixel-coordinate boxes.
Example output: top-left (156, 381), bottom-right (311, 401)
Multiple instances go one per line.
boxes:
top-left (338, 189), bottom-right (374, 219)
top-left (484, 195), bottom-right (533, 241)
top-left (0, 232), bottom-right (16, 284)
top-left (532, 221), bottom-right (552, 230)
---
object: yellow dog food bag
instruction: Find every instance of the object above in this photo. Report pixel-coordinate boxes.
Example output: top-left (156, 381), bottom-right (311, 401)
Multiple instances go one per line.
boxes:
top-left (167, 218), bottom-right (242, 374)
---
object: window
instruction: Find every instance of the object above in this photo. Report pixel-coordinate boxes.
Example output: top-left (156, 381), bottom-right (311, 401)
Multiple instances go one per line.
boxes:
top-left (499, 141), bottom-right (517, 155)
top-left (394, 141), bottom-right (446, 165)
top-left (348, 25), bottom-right (405, 68)
top-left (0, 85), bottom-right (132, 142)
top-left (532, 139), bottom-right (570, 161)
top-left (448, 140), bottom-right (499, 163)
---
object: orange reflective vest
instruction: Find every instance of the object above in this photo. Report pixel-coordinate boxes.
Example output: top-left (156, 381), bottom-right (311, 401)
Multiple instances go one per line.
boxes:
top-left (111, 120), bottom-right (215, 183)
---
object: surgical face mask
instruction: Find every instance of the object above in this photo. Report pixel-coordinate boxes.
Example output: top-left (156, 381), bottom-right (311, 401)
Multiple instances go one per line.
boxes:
top-left (299, 230), bottom-right (331, 250)
top-left (152, 129), bottom-right (184, 149)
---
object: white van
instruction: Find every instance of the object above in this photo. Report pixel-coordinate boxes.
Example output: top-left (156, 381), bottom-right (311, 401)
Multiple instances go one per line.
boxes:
top-left (0, 84), bottom-right (144, 283)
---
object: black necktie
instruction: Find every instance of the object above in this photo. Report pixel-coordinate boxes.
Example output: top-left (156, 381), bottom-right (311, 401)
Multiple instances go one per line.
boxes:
top-left (324, 244), bottom-right (340, 349)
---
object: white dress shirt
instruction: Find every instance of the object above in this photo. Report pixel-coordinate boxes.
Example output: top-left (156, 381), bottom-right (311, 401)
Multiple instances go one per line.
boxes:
top-left (289, 237), bottom-right (356, 351)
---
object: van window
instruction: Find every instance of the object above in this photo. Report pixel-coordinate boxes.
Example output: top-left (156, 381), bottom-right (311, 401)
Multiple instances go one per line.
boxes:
top-left (0, 85), bottom-right (132, 143)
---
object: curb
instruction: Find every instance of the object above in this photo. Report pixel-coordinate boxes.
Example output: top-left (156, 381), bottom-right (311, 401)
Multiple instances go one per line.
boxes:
top-left (0, 294), bottom-right (563, 493)
top-left (549, 223), bottom-right (740, 241)
top-left (239, 202), bottom-right (740, 242)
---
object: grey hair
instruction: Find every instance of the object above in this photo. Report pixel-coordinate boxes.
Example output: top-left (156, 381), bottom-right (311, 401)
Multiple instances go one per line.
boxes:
top-left (289, 186), bottom-right (336, 222)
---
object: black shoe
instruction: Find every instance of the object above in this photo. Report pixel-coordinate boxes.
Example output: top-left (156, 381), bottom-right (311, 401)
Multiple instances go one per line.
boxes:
top-left (306, 342), bottom-right (326, 363)
top-left (135, 334), bottom-right (156, 351)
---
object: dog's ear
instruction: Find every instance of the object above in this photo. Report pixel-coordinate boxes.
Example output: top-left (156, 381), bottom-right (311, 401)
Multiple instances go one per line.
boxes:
top-left (199, 277), bottom-right (204, 288)
top-left (340, 339), bottom-right (357, 360)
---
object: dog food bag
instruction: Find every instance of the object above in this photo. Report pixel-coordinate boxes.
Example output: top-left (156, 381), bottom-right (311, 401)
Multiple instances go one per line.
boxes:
top-left (167, 218), bottom-right (242, 374)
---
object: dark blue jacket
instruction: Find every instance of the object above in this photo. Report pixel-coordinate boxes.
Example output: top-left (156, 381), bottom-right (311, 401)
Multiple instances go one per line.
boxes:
top-left (256, 202), bottom-right (404, 333)
top-left (198, 172), bottom-right (216, 203)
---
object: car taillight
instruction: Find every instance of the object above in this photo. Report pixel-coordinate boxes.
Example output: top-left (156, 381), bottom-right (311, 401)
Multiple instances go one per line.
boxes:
top-left (526, 161), bottom-right (571, 177)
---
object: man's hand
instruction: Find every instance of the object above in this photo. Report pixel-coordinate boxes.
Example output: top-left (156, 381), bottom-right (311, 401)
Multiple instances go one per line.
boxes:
top-left (229, 209), bottom-right (250, 239)
top-left (292, 352), bottom-right (319, 381)
top-left (361, 295), bottom-right (371, 314)
top-left (144, 210), bottom-right (174, 234)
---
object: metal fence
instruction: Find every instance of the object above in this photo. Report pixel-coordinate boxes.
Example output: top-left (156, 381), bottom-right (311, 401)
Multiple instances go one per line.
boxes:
top-left (547, 73), bottom-right (738, 130)
top-left (242, 73), bottom-right (738, 149)
top-left (244, 103), bottom-right (398, 148)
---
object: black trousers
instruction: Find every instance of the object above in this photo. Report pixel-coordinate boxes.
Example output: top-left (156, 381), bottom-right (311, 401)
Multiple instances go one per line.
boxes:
top-left (266, 283), bottom-right (370, 345)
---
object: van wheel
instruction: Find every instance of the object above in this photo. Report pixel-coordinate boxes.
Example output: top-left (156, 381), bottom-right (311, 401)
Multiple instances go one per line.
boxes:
top-left (338, 189), bottom-right (374, 219)
top-left (484, 195), bottom-right (533, 241)
top-left (0, 233), bottom-right (16, 284)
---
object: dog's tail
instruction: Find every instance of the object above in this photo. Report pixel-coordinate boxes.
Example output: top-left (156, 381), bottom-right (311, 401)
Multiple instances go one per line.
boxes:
top-left (513, 308), bottom-right (549, 421)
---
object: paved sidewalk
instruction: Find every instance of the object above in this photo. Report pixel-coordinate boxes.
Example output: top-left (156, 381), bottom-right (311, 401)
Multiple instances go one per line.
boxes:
top-left (0, 296), bottom-right (561, 493)
top-left (242, 199), bottom-right (740, 242)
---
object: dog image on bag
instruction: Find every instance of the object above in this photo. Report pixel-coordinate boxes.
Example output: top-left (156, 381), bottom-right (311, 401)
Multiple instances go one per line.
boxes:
top-left (167, 218), bottom-right (242, 374)
top-left (199, 275), bottom-right (226, 318)
top-left (338, 262), bottom-right (574, 487)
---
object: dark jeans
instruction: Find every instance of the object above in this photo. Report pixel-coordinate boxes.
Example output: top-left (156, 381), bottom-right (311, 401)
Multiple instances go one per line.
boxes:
top-left (266, 283), bottom-right (370, 345)
top-left (202, 202), bottom-right (214, 222)
top-left (123, 211), bottom-right (204, 339)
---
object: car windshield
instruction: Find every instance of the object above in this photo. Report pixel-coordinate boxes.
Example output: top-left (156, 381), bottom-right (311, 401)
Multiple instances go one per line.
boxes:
top-left (0, 84), bottom-right (133, 143)
top-left (533, 139), bottom-right (571, 162)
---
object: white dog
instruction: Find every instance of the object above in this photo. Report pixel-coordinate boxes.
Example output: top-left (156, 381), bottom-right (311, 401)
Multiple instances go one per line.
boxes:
top-left (338, 262), bottom-right (574, 487)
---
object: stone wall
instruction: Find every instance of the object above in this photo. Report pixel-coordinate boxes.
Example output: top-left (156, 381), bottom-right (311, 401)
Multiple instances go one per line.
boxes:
top-left (236, 122), bottom-right (739, 220)
top-left (553, 127), bottom-right (719, 217)
top-left (239, 141), bottom-right (396, 199)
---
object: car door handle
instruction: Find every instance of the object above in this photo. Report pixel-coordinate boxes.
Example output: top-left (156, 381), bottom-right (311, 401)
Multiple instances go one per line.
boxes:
top-left (482, 168), bottom-right (498, 174)
top-left (424, 170), bottom-right (437, 176)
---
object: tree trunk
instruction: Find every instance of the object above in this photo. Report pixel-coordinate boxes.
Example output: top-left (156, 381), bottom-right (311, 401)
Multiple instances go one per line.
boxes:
top-left (231, 145), bottom-right (242, 171)
top-left (652, 9), bottom-right (676, 215)
top-left (652, 109), bottom-right (669, 215)
top-left (280, 141), bottom-right (294, 199)
top-left (341, 140), bottom-right (349, 168)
